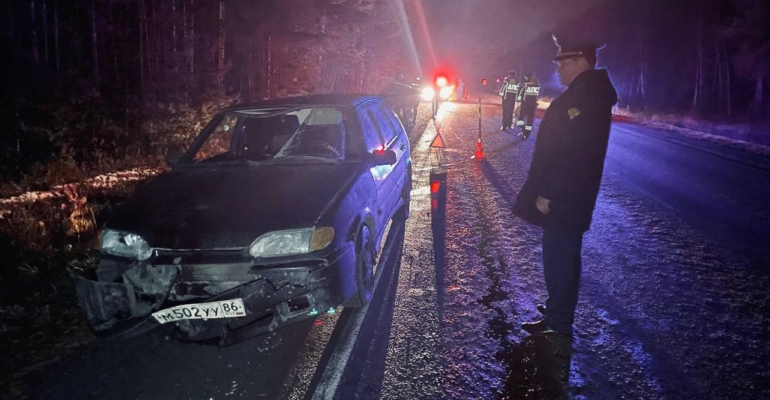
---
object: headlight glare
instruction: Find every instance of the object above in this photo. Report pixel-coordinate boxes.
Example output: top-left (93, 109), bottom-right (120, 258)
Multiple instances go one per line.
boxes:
top-left (439, 86), bottom-right (453, 100)
top-left (421, 87), bottom-right (436, 101)
top-left (101, 230), bottom-right (152, 260)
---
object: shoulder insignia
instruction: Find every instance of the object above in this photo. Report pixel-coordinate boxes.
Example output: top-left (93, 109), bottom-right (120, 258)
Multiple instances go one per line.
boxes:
top-left (567, 108), bottom-right (581, 120)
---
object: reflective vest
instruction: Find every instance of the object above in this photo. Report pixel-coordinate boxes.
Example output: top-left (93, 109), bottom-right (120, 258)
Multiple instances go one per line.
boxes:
top-left (521, 84), bottom-right (540, 101)
top-left (499, 80), bottom-right (519, 101)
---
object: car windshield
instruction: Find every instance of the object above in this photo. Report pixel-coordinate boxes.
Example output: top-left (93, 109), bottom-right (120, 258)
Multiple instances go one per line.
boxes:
top-left (185, 106), bottom-right (351, 164)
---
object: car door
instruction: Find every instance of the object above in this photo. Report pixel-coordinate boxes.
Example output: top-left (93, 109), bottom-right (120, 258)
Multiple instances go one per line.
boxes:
top-left (374, 103), bottom-right (409, 218)
top-left (356, 103), bottom-right (389, 229)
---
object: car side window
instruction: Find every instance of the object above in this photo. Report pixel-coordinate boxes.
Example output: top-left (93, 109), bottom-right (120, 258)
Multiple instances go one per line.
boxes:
top-left (371, 105), bottom-right (399, 145)
top-left (377, 104), bottom-right (405, 142)
top-left (343, 110), bottom-right (363, 159)
top-left (358, 106), bottom-right (385, 152)
top-left (193, 114), bottom-right (238, 162)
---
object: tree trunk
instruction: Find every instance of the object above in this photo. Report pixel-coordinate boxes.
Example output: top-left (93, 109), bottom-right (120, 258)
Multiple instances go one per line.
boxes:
top-left (693, 45), bottom-right (702, 111)
top-left (7, 3), bottom-right (20, 153)
top-left (151, 0), bottom-right (159, 99)
top-left (172, 0), bottom-right (177, 55)
top-left (692, 9), bottom-right (704, 112)
top-left (90, 0), bottom-right (99, 94)
top-left (109, 1), bottom-right (119, 86)
top-left (30, 0), bottom-right (40, 67)
top-left (54, 0), bottom-right (59, 70)
top-left (218, 0), bottom-right (226, 88)
top-left (248, 39), bottom-right (254, 101)
top-left (42, 0), bottom-right (49, 64)
top-left (159, 0), bottom-right (166, 98)
top-left (724, 46), bottom-right (731, 117)
top-left (7, 2), bottom-right (16, 71)
top-left (714, 45), bottom-right (720, 109)
top-left (183, 0), bottom-right (194, 106)
top-left (266, 34), bottom-right (272, 99)
top-left (637, 25), bottom-right (647, 112)
top-left (73, 0), bottom-right (81, 66)
top-left (139, 0), bottom-right (146, 99)
top-left (185, 0), bottom-right (194, 77)
top-left (753, 76), bottom-right (764, 118)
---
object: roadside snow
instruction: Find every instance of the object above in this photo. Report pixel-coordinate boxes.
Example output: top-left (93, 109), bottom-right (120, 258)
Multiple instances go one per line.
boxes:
top-left (0, 167), bottom-right (162, 213)
top-left (637, 120), bottom-right (770, 156)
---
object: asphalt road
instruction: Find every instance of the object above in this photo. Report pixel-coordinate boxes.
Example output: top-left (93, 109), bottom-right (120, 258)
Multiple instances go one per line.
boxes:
top-left (13, 101), bottom-right (770, 400)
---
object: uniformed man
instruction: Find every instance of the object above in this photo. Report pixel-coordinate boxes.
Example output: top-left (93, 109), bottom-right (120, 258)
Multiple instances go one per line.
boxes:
top-left (512, 34), bottom-right (618, 336)
top-left (498, 70), bottom-right (520, 130)
top-left (408, 76), bottom-right (423, 125)
top-left (516, 72), bottom-right (541, 138)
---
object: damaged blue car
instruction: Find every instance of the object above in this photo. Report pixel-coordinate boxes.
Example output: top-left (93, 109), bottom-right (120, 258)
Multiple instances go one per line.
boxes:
top-left (75, 95), bottom-right (412, 347)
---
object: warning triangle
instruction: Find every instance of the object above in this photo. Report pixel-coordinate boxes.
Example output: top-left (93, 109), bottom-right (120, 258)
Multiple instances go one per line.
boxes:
top-left (430, 133), bottom-right (446, 149)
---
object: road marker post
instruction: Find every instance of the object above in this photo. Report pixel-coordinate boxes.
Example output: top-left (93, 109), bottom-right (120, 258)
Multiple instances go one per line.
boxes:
top-left (474, 82), bottom-right (485, 161)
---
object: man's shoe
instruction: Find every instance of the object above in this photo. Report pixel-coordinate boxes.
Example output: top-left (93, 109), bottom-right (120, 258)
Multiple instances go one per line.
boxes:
top-left (537, 304), bottom-right (547, 315)
top-left (521, 319), bottom-right (570, 336)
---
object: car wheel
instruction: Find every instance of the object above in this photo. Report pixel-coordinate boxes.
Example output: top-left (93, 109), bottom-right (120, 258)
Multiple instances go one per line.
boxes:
top-left (394, 167), bottom-right (412, 221)
top-left (343, 225), bottom-right (376, 308)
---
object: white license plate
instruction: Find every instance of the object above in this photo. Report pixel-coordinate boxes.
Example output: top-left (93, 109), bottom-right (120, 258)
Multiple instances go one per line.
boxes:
top-left (152, 298), bottom-right (247, 324)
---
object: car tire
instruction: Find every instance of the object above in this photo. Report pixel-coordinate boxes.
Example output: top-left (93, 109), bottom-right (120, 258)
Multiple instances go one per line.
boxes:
top-left (394, 168), bottom-right (412, 221)
top-left (343, 225), bottom-right (376, 308)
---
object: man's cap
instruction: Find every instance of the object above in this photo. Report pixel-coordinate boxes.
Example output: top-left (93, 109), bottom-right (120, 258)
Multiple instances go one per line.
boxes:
top-left (552, 34), bottom-right (605, 64)
top-left (507, 70), bottom-right (517, 77)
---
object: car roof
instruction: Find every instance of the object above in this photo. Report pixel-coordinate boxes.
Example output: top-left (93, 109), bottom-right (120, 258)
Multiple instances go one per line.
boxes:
top-left (223, 94), bottom-right (383, 112)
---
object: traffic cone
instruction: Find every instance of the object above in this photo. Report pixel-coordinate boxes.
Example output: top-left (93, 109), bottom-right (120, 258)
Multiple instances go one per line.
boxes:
top-left (474, 137), bottom-right (485, 160)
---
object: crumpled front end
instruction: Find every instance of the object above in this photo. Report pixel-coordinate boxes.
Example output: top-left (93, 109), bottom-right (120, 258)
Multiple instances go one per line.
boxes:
top-left (75, 249), bottom-right (352, 346)
top-left (75, 260), bottom-right (177, 337)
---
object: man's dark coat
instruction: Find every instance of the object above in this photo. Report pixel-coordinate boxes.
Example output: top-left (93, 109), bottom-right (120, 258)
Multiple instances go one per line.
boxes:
top-left (513, 69), bottom-right (618, 233)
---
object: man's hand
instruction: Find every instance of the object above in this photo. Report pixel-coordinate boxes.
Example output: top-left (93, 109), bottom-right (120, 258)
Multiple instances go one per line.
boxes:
top-left (536, 195), bottom-right (551, 215)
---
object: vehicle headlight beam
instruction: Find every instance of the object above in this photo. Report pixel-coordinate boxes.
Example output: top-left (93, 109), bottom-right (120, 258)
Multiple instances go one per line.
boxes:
top-left (421, 87), bottom-right (436, 101)
top-left (439, 86), bottom-right (454, 100)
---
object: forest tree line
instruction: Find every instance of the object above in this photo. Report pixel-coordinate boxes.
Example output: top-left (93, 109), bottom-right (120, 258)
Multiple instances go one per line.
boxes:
top-left (2, 0), bottom-right (769, 187)
top-left (1, 0), bottom-right (405, 187)
top-left (512, 0), bottom-right (769, 119)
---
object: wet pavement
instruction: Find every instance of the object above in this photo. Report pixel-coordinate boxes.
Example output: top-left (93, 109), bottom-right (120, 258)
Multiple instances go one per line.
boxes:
top-left (10, 101), bottom-right (770, 399)
top-left (373, 101), bottom-right (770, 399)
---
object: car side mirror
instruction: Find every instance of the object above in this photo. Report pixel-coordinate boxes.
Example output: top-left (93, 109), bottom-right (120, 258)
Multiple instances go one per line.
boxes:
top-left (165, 144), bottom-right (185, 168)
top-left (368, 149), bottom-right (397, 166)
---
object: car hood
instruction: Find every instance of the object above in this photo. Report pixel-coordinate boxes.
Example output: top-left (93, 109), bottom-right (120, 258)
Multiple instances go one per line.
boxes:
top-left (107, 162), bottom-right (360, 249)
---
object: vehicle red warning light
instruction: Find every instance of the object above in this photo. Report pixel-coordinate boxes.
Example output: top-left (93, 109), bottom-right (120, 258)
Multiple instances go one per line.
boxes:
top-left (431, 181), bottom-right (441, 193)
top-left (436, 76), bottom-right (448, 87)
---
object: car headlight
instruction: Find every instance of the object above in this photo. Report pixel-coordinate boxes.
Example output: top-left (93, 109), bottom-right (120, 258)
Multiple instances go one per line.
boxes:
top-left (101, 229), bottom-right (153, 260)
top-left (421, 87), bottom-right (436, 101)
top-left (249, 227), bottom-right (335, 258)
top-left (439, 86), bottom-right (454, 100)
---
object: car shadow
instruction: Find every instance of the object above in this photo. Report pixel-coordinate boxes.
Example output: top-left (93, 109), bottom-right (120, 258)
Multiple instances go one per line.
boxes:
top-left (498, 335), bottom-right (574, 400)
top-left (329, 218), bottom-right (407, 400)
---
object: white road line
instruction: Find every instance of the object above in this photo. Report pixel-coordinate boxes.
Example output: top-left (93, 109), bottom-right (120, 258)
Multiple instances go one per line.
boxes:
top-left (309, 219), bottom-right (405, 400)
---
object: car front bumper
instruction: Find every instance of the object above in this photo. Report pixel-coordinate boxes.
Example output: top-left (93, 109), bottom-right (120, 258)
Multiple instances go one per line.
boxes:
top-left (75, 249), bottom-right (353, 346)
